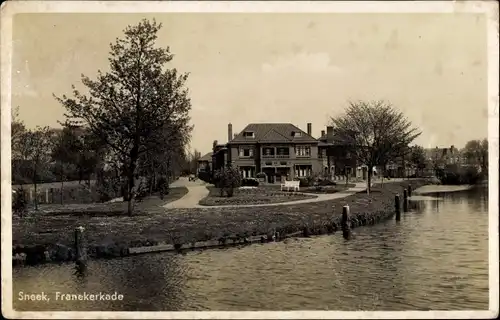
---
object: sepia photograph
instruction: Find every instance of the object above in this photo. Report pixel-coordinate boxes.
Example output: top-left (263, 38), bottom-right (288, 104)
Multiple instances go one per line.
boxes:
top-left (1, 1), bottom-right (498, 319)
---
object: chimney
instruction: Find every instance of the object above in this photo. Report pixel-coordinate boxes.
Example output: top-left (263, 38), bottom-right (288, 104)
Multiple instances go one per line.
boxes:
top-left (228, 123), bottom-right (233, 143)
top-left (321, 130), bottom-right (325, 137)
top-left (326, 126), bottom-right (334, 142)
top-left (212, 140), bottom-right (218, 151)
top-left (307, 123), bottom-right (312, 136)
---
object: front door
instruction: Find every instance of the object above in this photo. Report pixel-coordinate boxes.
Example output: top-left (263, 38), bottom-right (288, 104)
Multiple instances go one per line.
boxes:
top-left (262, 168), bottom-right (275, 183)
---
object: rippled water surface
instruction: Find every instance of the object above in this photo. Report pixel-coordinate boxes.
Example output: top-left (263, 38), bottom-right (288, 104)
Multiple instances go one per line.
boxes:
top-left (13, 186), bottom-right (489, 311)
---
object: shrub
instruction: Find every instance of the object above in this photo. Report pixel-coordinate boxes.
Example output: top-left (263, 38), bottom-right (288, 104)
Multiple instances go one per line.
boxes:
top-left (241, 178), bottom-right (259, 187)
top-left (12, 188), bottom-right (27, 216)
top-left (157, 175), bottom-right (169, 198)
top-left (197, 171), bottom-right (212, 183)
top-left (256, 172), bottom-right (266, 179)
top-left (317, 178), bottom-right (336, 186)
top-left (213, 166), bottom-right (242, 197)
top-left (95, 171), bottom-right (121, 202)
top-left (438, 164), bottom-right (481, 185)
top-left (294, 175), bottom-right (316, 187)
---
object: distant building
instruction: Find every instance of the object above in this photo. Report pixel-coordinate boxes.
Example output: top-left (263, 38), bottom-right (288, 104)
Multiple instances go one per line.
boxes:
top-left (197, 152), bottom-right (212, 174)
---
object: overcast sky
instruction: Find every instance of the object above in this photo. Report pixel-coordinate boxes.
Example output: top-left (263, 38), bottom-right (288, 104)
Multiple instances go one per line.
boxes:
top-left (12, 12), bottom-right (488, 154)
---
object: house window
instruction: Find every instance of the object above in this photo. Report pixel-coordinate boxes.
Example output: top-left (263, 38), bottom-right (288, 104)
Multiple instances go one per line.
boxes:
top-left (292, 131), bottom-right (302, 137)
top-left (295, 146), bottom-right (311, 157)
top-left (239, 147), bottom-right (254, 158)
top-left (243, 131), bottom-right (255, 138)
top-left (276, 147), bottom-right (290, 158)
top-left (262, 147), bottom-right (275, 158)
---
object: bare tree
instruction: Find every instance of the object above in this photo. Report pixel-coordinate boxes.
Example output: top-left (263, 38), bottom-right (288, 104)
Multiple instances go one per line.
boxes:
top-left (330, 100), bottom-right (421, 193)
top-left (54, 19), bottom-right (192, 215)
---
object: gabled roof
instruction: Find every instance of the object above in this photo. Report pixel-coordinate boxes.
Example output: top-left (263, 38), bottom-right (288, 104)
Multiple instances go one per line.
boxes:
top-left (198, 152), bottom-right (213, 162)
top-left (229, 123), bottom-right (317, 144)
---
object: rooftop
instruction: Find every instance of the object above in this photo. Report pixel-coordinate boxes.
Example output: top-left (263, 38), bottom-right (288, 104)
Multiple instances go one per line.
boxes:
top-left (229, 123), bottom-right (317, 144)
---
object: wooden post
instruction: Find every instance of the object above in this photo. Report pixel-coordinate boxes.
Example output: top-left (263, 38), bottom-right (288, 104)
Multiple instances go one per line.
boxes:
top-left (74, 226), bottom-right (87, 273)
top-left (29, 189), bottom-right (33, 203)
top-left (341, 205), bottom-right (352, 240)
top-left (408, 184), bottom-right (412, 197)
top-left (403, 189), bottom-right (408, 212)
top-left (395, 194), bottom-right (401, 221)
top-left (45, 189), bottom-right (49, 204)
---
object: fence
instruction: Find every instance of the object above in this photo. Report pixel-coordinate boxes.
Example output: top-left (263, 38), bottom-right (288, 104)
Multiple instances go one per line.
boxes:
top-left (14, 184), bottom-right (110, 205)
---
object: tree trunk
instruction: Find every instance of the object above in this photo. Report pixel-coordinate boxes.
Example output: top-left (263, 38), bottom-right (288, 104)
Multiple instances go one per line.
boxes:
top-left (127, 171), bottom-right (136, 215)
top-left (60, 162), bottom-right (64, 205)
top-left (127, 146), bottom-right (139, 216)
top-left (367, 166), bottom-right (373, 195)
top-left (61, 179), bottom-right (64, 205)
top-left (33, 171), bottom-right (38, 211)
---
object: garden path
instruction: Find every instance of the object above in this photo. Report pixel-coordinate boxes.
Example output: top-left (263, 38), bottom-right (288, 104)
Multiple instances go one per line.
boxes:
top-left (163, 177), bottom-right (210, 209)
top-left (163, 177), bottom-right (406, 209)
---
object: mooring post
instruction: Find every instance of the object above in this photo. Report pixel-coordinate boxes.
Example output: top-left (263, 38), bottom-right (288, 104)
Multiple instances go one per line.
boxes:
top-left (74, 226), bottom-right (87, 273)
top-left (408, 184), bottom-right (412, 197)
top-left (395, 194), bottom-right (401, 221)
top-left (341, 205), bottom-right (352, 240)
top-left (403, 189), bottom-right (408, 212)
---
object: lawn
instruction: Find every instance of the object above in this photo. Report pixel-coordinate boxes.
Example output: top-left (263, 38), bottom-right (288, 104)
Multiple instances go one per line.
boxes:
top-left (19, 186), bottom-right (189, 216)
top-left (12, 180), bottom-right (426, 251)
top-left (302, 183), bottom-right (357, 194)
top-left (198, 186), bottom-right (317, 206)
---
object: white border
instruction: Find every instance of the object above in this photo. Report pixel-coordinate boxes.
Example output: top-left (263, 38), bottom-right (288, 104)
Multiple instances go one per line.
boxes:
top-left (1, 1), bottom-right (498, 319)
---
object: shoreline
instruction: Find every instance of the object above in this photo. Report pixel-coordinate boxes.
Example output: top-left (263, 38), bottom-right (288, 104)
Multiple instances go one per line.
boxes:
top-left (12, 179), bottom-right (428, 268)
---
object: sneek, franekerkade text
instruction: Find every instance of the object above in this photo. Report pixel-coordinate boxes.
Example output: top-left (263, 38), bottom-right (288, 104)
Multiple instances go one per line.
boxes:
top-left (18, 291), bottom-right (124, 302)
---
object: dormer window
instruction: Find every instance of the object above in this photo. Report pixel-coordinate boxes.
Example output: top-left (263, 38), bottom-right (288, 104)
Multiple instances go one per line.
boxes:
top-left (292, 131), bottom-right (302, 137)
top-left (243, 131), bottom-right (255, 138)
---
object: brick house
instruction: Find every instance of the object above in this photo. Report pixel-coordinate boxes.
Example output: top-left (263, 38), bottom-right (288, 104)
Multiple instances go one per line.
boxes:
top-left (317, 126), bottom-right (360, 179)
top-left (225, 123), bottom-right (321, 183)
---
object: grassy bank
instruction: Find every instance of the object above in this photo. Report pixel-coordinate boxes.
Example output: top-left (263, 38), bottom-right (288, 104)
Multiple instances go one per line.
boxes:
top-left (12, 180), bottom-right (426, 266)
top-left (198, 186), bottom-right (317, 206)
top-left (301, 183), bottom-right (356, 194)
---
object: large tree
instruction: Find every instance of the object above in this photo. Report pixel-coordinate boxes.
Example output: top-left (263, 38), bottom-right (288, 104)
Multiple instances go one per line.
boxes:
top-left (330, 100), bottom-right (421, 193)
top-left (54, 19), bottom-right (192, 215)
top-left (463, 139), bottom-right (488, 174)
top-left (409, 145), bottom-right (427, 177)
top-left (11, 106), bottom-right (28, 185)
top-left (16, 127), bottom-right (53, 210)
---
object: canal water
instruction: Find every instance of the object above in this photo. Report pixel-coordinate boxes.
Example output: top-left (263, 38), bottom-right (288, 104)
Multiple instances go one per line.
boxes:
top-left (13, 186), bottom-right (489, 311)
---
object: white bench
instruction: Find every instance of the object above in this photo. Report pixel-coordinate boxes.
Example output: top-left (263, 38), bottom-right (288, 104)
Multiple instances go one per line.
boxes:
top-left (281, 180), bottom-right (300, 192)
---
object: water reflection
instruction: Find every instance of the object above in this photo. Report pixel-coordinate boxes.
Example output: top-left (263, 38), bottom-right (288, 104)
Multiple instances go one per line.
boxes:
top-left (13, 187), bottom-right (489, 311)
